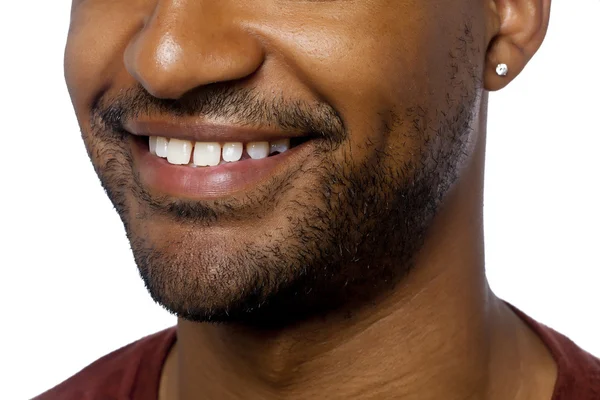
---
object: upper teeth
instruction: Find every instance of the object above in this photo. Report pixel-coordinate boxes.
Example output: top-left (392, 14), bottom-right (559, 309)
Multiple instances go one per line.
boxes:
top-left (148, 136), bottom-right (291, 166)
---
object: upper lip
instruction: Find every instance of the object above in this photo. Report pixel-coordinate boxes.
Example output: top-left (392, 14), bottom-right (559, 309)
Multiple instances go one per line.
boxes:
top-left (124, 118), bottom-right (308, 143)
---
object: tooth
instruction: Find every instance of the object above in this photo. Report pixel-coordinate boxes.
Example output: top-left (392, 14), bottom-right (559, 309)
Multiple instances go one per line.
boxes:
top-left (149, 136), bottom-right (158, 155)
top-left (193, 142), bottom-right (221, 167)
top-left (246, 141), bottom-right (269, 160)
top-left (155, 137), bottom-right (169, 158)
top-left (222, 142), bottom-right (243, 162)
top-left (270, 138), bottom-right (290, 155)
top-left (167, 139), bottom-right (193, 165)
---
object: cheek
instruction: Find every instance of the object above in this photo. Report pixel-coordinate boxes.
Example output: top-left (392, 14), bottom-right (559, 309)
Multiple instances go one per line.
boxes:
top-left (65, 2), bottom-right (151, 117)
top-left (255, 3), bottom-right (476, 154)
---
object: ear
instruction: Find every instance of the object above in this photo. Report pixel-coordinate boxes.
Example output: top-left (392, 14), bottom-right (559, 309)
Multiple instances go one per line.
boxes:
top-left (484, 0), bottom-right (552, 91)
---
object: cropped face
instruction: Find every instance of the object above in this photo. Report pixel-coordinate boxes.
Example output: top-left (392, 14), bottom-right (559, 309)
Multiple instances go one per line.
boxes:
top-left (65, 0), bottom-right (487, 322)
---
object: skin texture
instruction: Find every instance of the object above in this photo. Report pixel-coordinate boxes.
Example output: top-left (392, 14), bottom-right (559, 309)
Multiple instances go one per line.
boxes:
top-left (65, 0), bottom-right (554, 399)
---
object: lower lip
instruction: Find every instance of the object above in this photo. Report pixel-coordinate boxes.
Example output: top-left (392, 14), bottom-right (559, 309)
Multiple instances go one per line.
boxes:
top-left (130, 137), bottom-right (315, 199)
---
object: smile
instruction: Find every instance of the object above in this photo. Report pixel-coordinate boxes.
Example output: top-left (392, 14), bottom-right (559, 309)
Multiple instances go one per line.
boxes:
top-left (126, 120), bottom-right (316, 200)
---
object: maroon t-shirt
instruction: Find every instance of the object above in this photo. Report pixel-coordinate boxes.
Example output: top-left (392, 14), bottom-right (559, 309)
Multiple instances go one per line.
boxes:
top-left (34, 307), bottom-right (600, 400)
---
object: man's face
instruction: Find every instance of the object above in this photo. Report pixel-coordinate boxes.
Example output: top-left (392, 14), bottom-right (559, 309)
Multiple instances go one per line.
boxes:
top-left (65, 0), bottom-right (484, 322)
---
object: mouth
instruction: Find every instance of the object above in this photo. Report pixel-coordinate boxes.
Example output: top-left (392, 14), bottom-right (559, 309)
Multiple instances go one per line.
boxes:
top-left (126, 121), bottom-right (317, 200)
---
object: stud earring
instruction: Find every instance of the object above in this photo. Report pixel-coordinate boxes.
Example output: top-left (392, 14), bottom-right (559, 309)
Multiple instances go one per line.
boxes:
top-left (496, 63), bottom-right (508, 76)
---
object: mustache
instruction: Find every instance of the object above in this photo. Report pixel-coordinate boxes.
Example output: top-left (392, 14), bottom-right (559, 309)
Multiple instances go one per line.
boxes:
top-left (91, 83), bottom-right (346, 144)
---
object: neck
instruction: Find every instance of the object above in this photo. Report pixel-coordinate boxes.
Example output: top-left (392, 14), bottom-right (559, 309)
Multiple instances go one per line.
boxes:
top-left (161, 98), bottom-right (553, 400)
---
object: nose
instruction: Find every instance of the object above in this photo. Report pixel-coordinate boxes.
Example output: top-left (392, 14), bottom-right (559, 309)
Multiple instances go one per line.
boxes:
top-left (124, 1), bottom-right (265, 99)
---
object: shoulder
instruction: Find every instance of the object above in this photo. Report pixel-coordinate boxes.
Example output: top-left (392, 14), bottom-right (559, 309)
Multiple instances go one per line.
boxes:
top-left (509, 304), bottom-right (600, 399)
top-left (540, 324), bottom-right (600, 399)
top-left (34, 327), bottom-right (177, 400)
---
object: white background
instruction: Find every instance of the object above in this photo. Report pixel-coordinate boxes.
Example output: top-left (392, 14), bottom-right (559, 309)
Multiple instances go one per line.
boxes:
top-left (1, 1), bottom-right (598, 399)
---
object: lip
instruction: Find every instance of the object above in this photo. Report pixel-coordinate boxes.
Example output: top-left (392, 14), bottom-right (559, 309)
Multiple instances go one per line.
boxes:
top-left (125, 119), bottom-right (307, 143)
top-left (130, 135), bottom-right (317, 200)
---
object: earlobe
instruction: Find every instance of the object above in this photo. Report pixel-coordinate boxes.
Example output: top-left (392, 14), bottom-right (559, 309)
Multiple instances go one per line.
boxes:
top-left (484, 36), bottom-right (526, 91)
top-left (483, 0), bottom-right (552, 91)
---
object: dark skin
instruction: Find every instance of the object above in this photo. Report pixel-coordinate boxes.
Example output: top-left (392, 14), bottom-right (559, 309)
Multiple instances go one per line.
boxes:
top-left (66, 0), bottom-right (554, 399)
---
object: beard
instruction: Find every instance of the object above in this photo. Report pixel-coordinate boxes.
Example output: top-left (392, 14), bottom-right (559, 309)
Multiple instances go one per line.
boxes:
top-left (85, 36), bottom-right (479, 327)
